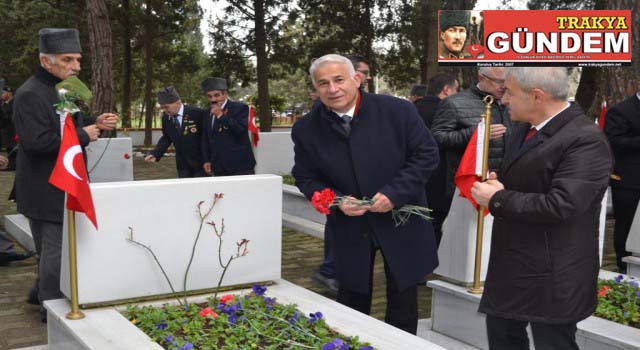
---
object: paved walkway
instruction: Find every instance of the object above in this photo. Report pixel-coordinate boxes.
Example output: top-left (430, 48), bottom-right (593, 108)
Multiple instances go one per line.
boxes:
top-left (0, 153), bottom-right (618, 349)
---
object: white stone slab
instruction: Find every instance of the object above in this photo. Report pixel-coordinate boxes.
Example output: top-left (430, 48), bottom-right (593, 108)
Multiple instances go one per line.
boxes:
top-left (255, 131), bottom-right (294, 176)
top-left (4, 214), bottom-right (35, 251)
top-left (435, 189), bottom-right (493, 284)
top-left (599, 189), bottom-right (609, 266)
top-left (85, 138), bottom-right (133, 183)
top-left (428, 270), bottom-right (640, 350)
top-left (418, 319), bottom-right (481, 350)
top-left (116, 129), bottom-right (163, 147)
top-left (46, 279), bottom-right (445, 350)
top-left (626, 202), bottom-right (640, 254)
top-left (60, 175), bottom-right (282, 305)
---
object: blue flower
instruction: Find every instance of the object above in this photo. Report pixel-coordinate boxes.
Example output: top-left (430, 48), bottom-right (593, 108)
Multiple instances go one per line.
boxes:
top-left (308, 311), bottom-right (323, 323)
top-left (288, 310), bottom-right (300, 324)
top-left (636, 291), bottom-right (640, 300)
top-left (322, 338), bottom-right (350, 350)
top-left (229, 313), bottom-right (238, 324)
top-left (252, 284), bottom-right (267, 296)
top-left (164, 335), bottom-right (174, 343)
top-left (359, 347), bottom-right (374, 350)
top-left (615, 274), bottom-right (624, 283)
top-left (179, 342), bottom-right (194, 350)
top-left (630, 280), bottom-right (639, 288)
top-left (155, 322), bottom-right (168, 330)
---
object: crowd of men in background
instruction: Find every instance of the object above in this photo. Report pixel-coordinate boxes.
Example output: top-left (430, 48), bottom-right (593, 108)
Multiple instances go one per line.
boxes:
top-left (0, 26), bottom-right (639, 350)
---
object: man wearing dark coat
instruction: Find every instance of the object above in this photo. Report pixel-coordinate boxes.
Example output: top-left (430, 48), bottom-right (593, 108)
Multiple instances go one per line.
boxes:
top-left (292, 54), bottom-right (439, 334)
top-left (13, 28), bottom-right (118, 316)
top-left (414, 73), bottom-right (458, 247)
top-left (201, 77), bottom-right (256, 176)
top-left (604, 80), bottom-right (640, 271)
top-left (472, 67), bottom-right (612, 349)
top-left (145, 86), bottom-right (206, 178)
top-left (1, 86), bottom-right (17, 170)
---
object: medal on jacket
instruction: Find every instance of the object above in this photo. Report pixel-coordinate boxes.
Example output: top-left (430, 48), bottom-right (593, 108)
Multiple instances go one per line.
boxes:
top-left (216, 109), bottom-right (229, 133)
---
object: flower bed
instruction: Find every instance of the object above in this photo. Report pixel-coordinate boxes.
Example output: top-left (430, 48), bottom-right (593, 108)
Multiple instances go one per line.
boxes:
top-left (596, 274), bottom-right (640, 328)
top-left (126, 285), bottom-right (374, 350)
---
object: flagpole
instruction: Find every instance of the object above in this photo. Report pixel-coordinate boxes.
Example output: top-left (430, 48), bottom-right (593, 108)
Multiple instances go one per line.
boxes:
top-left (469, 95), bottom-right (494, 295)
top-left (66, 209), bottom-right (85, 320)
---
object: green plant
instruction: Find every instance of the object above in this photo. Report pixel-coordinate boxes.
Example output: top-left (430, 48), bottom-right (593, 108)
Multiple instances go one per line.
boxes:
top-left (126, 285), bottom-right (374, 350)
top-left (595, 275), bottom-right (640, 328)
top-left (282, 174), bottom-right (296, 186)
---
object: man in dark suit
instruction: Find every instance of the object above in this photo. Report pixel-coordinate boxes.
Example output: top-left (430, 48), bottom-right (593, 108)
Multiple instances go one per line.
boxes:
top-left (604, 80), bottom-right (640, 271)
top-left (145, 86), bottom-right (206, 178)
top-left (1, 86), bottom-right (17, 170)
top-left (201, 77), bottom-right (256, 176)
top-left (292, 54), bottom-right (439, 334)
top-left (472, 67), bottom-right (612, 349)
top-left (13, 28), bottom-right (118, 317)
top-left (413, 74), bottom-right (458, 247)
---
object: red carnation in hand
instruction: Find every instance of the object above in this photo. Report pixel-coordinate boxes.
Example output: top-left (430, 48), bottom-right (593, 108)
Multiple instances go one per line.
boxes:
top-left (311, 188), bottom-right (336, 215)
top-left (14, 135), bottom-right (19, 143)
top-left (123, 153), bottom-right (130, 159)
top-left (220, 294), bottom-right (234, 304)
top-left (199, 307), bottom-right (218, 318)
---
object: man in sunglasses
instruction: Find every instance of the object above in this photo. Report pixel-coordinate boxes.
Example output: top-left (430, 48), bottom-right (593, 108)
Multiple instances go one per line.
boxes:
top-left (200, 77), bottom-right (256, 176)
top-left (431, 67), bottom-right (512, 212)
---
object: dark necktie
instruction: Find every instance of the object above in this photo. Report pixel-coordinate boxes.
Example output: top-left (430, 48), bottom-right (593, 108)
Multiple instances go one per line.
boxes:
top-left (523, 127), bottom-right (537, 143)
top-left (341, 115), bottom-right (352, 135)
top-left (173, 116), bottom-right (181, 129)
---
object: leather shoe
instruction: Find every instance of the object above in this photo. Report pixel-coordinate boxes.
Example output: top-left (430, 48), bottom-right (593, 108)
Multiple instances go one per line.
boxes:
top-left (0, 251), bottom-right (35, 266)
top-left (27, 287), bottom-right (40, 305)
top-left (312, 271), bottom-right (339, 295)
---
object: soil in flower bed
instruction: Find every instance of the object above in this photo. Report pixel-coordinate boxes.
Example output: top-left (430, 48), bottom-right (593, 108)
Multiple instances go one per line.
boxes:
top-left (126, 285), bottom-right (374, 350)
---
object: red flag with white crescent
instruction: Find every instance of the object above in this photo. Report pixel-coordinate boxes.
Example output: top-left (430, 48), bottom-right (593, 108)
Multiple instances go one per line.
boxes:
top-left (454, 121), bottom-right (489, 216)
top-left (248, 105), bottom-right (260, 147)
top-left (49, 114), bottom-right (98, 229)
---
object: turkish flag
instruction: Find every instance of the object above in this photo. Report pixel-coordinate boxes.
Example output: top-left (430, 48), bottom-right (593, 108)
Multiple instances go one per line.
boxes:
top-left (49, 113), bottom-right (98, 229)
top-left (248, 105), bottom-right (260, 147)
top-left (454, 121), bottom-right (489, 215)
top-left (597, 100), bottom-right (607, 131)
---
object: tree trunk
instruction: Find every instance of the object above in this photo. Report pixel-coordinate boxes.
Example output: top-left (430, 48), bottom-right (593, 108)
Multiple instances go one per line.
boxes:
top-left (143, 9), bottom-right (154, 146)
top-left (86, 0), bottom-right (114, 115)
top-left (424, 0), bottom-right (442, 81)
top-left (363, 0), bottom-right (376, 92)
top-left (121, 0), bottom-right (132, 128)
top-left (255, 0), bottom-right (271, 132)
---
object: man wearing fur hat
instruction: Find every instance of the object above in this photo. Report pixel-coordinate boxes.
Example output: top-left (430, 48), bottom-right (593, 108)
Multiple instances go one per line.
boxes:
top-left (13, 28), bottom-right (118, 319)
top-left (439, 11), bottom-right (471, 59)
top-left (200, 77), bottom-right (256, 176)
top-left (145, 86), bottom-right (206, 178)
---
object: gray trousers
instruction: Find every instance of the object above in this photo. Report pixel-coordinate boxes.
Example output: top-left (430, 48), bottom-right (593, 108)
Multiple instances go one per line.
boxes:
top-left (28, 218), bottom-right (64, 302)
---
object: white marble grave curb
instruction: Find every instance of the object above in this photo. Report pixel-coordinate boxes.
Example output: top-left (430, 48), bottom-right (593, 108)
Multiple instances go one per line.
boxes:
top-left (428, 270), bottom-right (640, 350)
top-left (45, 279), bottom-right (445, 350)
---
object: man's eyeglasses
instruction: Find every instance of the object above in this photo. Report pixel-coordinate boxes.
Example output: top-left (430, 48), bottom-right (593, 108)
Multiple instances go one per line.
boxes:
top-left (481, 73), bottom-right (505, 85)
top-left (357, 69), bottom-right (371, 77)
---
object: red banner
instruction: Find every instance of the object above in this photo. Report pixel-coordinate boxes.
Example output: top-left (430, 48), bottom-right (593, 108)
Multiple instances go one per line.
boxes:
top-left (438, 10), bottom-right (632, 66)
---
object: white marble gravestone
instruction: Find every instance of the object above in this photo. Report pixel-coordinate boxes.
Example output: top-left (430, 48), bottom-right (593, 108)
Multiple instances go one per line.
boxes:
top-left (60, 175), bottom-right (282, 305)
top-left (435, 189), bottom-right (493, 285)
top-left (85, 137), bottom-right (133, 183)
top-left (623, 203), bottom-right (640, 276)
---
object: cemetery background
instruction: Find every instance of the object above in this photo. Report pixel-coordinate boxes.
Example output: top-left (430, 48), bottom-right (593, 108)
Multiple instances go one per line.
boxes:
top-left (0, 154), bottom-right (463, 350)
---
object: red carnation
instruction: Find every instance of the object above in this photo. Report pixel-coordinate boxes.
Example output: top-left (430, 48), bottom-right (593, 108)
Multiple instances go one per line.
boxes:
top-left (220, 294), bottom-right (234, 304)
top-left (123, 153), bottom-right (130, 159)
top-left (14, 135), bottom-right (19, 143)
top-left (598, 286), bottom-right (610, 297)
top-left (311, 188), bottom-right (336, 215)
top-left (199, 307), bottom-right (218, 318)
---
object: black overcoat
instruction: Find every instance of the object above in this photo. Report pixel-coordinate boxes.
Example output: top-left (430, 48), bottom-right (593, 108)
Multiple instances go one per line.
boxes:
top-left (604, 94), bottom-right (640, 190)
top-left (151, 105), bottom-right (206, 177)
top-left (202, 100), bottom-right (256, 174)
top-left (479, 104), bottom-right (613, 324)
top-left (13, 67), bottom-right (93, 223)
top-left (292, 92), bottom-right (440, 294)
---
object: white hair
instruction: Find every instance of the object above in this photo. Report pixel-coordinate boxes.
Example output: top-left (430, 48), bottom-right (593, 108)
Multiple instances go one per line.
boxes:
top-left (309, 54), bottom-right (356, 83)
top-left (505, 67), bottom-right (569, 101)
top-left (39, 53), bottom-right (57, 67)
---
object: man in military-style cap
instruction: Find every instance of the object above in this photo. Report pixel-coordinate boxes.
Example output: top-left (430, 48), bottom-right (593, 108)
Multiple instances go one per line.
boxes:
top-left (201, 77), bottom-right (256, 176)
top-left (145, 86), bottom-right (206, 178)
top-left (439, 11), bottom-right (471, 59)
top-left (13, 28), bottom-right (118, 321)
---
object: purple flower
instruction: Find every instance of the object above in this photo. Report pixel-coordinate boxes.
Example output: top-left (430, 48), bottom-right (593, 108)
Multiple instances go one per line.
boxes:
top-left (308, 311), bottom-right (323, 323)
top-left (164, 335), bottom-right (174, 343)
top-left (179, 343), bottom-right (194, 350)
top-left (229, 313), bottom-right (238, 324)
top-left (630, 280), bottom-right (639, 288)
top-left (359, 347), bottom-right (374, 350)
top-left (636, 291), bottom-right (640, 300)
top-left (615, 275), bottom-right (624, 283)
top-left (252, 284), bottom-right (267, 296)
top-left (155, 322), bottom-right (168, 330)
top-left (288, 310), bottom-right (300, 324)
top-left (322, 338), bottom-right (350, 350)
